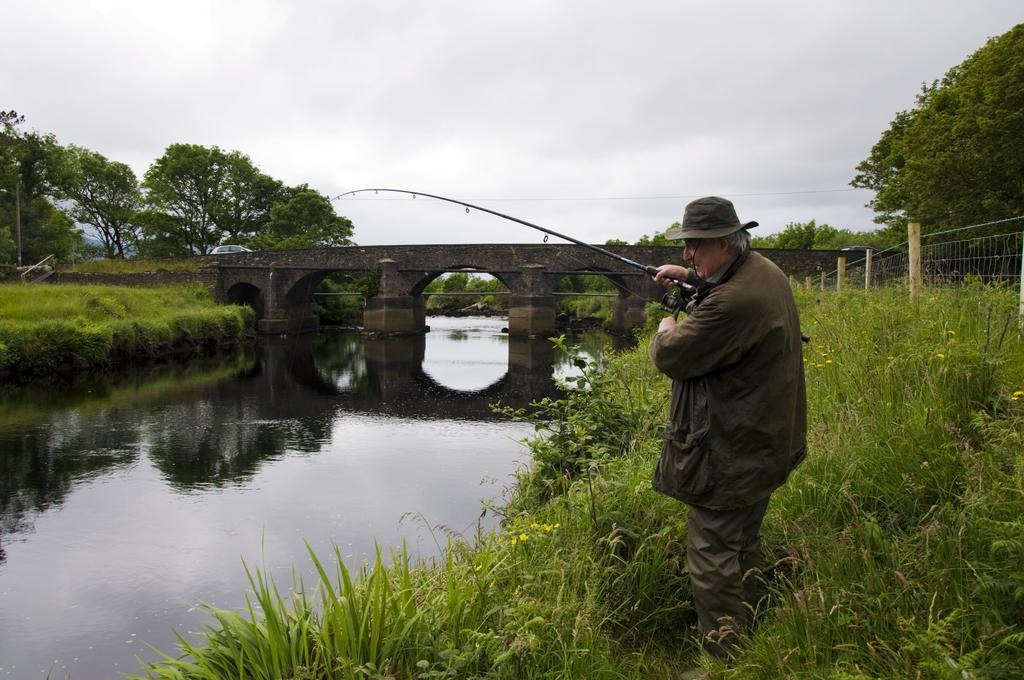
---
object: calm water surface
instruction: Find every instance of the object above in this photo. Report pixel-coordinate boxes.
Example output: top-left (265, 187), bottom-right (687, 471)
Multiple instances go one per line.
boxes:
top-left (0, 317), bottom-right (617, 679)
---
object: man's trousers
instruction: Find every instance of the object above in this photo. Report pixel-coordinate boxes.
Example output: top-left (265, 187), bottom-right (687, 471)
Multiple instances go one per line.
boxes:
top-left (686, 496), bottom-right (771, 658)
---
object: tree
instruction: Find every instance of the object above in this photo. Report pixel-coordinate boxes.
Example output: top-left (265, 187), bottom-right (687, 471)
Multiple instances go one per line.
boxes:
top-left (852, 23), bottom-right (1024, 236)
top-left (635, 227), bottom-right (677, 246)
top-left (0, 113), bottom-right (80, 264)
top-left (49, 145), bottom-right (143, 258)
top-left (142, 144), bottom-right (296, 254)
top-left (752, 220), bottom-right (894, 250)
top-left (142, 144), bottom-right (231, 254)
top-left (248, 185), bottom-right (353, 250)
top-left (134, 210), bottom-right (190, 258)
top-left (208, 151), bottom-right (283, 243)
top-left (606, 227), bottom-right (677, 247)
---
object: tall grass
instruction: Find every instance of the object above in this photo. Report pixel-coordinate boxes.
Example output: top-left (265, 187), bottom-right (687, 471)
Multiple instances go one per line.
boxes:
top-left (132, 284), bottom-right (1024, 679)
top-left (0, 283), bottom-right (254, 376)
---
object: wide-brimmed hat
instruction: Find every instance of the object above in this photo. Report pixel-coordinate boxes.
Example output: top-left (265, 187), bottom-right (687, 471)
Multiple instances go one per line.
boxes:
top-left (664, 196), bottom-right (759, 240)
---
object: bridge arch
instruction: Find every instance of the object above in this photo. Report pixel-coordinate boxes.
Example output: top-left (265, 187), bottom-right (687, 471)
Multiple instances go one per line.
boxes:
top-left (408, 267), bottom-right (511, 296)
top-left (226, 282), bottom-right (265, 319)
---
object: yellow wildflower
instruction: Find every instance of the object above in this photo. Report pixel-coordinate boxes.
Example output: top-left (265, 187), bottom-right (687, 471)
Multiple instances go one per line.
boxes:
top-left (519, 533), bottom-right (529, 542)
top-left (510, 538), bottom-right (518, 546)
top-left (530, 522), bottom-right (539, 529)
top-left (553, 523), bottom-right (560, 529)
top-left (489, 581), bottom-right (496, 588)
top-left (1013, 390), bottom-right (1024, 397)
top-left (935, 353), bottom-right (945, 359)
top-left (474, 564), bottom-right (482, 572)
top-left (825, 359), bottom-right (833, 364)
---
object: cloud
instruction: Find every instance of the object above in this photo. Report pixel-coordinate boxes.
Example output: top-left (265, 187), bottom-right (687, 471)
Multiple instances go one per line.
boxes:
top-left (3, 0), bottom-right (1020, 243)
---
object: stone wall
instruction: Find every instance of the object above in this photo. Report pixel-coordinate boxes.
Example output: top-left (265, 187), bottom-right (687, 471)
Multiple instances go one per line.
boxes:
top-left (754, 248), bottom-right (850, 278)
top-left (53, 270), bottom-right (219, 288)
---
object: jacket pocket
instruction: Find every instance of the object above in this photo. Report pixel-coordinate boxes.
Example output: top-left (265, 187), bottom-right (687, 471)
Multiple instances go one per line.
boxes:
top-left (657, 427), bottom-right (714, 497)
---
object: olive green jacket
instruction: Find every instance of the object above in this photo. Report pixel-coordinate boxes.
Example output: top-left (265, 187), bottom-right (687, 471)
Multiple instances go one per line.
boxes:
top-left (649, 251), bottom-right (807, 510)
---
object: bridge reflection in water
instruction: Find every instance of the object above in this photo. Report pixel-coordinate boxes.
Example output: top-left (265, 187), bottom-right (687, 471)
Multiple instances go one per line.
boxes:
top-left (263, 324), bottom-right (631, 421)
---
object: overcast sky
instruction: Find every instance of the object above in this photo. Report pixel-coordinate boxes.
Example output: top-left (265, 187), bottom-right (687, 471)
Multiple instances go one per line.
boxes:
top-left (4, 1), bottom-right (1021, 245)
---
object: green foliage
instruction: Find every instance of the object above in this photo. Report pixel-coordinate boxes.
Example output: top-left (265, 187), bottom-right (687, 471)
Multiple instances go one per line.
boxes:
top-left (422, 273), bottom-right (508, 314)
top-left (0, 283), bottom-right (253, 376)
top-left (313, 272), bottom-right (379, 326)
top-left (752, 219), bottom-right (894, 250)
top-left (852, 23), bottom-right (1024, 236)
top-left (249, 185), bottom-right (353, 250)
top-left (553, 275), bottom-right (617, 324)
top-left (0, 115), bottom-right (81, 264)
top-left (48, 144), bottom-right (143, 258)
top-left (18, 193), bottom-right (79, 263)
top-left (0, 224), bottom-right (16, 263)
top-left (142, 144), bottom-right (268, 254)
top-left (142, 144), bottom-right (354, 255)
top-left (635, 227), bottom-right (677, 246)
top-left (2, 115), bottom-right (355, 265)
top-left (607, 226), bottom-right (677, 247)
top-left (494, 336), bottom-right (665, 506)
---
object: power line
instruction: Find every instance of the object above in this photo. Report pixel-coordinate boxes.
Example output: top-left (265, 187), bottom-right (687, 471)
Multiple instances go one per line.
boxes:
top-left (331, 187), bottom-right (870, 203)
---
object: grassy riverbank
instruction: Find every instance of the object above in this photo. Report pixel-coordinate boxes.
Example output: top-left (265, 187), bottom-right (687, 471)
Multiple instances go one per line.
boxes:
top-left (0, 284), bottom-right (254, 376)
top-left (132, 284), bottom-right (1024, 679)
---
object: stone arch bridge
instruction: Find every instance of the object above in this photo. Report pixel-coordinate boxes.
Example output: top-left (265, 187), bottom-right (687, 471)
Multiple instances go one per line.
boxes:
top-left (210, 244), bottom-right (841, 335)
top-left (212, 243), bottom-right (687, 336)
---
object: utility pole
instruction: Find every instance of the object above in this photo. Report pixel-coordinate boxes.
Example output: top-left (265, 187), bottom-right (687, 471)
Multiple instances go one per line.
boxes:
top-left (15, 179), bottom-right (21, 267)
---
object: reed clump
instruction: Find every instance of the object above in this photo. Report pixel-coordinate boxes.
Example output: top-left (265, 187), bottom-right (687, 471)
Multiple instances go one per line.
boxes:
top-left (132, 284), bottom-right (1024, 679)
top-left (0, 283), bottom-right (254, 376)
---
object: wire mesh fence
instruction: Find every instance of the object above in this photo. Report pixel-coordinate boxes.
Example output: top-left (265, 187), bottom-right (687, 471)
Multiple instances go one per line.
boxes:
top-left (819, 217), bottom-right (1024, 291)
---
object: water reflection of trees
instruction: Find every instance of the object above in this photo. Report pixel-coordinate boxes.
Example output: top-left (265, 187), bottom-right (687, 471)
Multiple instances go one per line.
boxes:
top-left (0, 327), bottom-right (611, 552)
top-left (0, 353), bottom-right (259, 550)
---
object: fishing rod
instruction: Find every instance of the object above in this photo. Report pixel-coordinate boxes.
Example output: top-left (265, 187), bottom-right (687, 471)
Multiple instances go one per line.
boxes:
top-left (334, 188), bottom-right (696, 314)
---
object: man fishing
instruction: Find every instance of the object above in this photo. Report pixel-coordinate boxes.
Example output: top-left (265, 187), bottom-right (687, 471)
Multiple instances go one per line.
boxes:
top-left (648, 196), bottom-right (807, 660)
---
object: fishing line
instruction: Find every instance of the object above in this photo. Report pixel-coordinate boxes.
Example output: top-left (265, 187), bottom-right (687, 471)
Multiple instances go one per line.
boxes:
top-left (334, 188), bottom-right (689, 295)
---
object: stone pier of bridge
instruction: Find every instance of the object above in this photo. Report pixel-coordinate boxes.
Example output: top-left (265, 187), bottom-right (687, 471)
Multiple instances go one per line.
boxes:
top-left (360, 258), bottom-right (647, 337)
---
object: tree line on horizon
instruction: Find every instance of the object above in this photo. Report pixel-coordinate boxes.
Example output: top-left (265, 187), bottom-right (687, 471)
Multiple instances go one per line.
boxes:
top-left (0, 114), bottom-right (353, 265)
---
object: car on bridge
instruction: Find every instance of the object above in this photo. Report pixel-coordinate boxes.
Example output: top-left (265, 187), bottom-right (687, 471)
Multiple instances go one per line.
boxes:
top-left (209, 244), bottom-right (252, 255)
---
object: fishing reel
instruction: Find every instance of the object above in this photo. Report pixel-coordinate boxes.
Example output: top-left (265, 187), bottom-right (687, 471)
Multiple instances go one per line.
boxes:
top-left (660, 281), bottom-right (698, 318)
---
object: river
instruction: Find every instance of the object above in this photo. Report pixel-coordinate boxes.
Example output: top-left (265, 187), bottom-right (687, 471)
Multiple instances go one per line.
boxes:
top-left (0, 317), bottom-right (622, 679)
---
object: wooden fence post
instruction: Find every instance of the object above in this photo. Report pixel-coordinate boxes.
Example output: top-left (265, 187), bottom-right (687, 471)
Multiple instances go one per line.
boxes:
top-left (864, 248), bottom-right (873, 289)
top-left (804, 276), bottom-right (812, 289)
top-left (837, 256), bottom-right (846, 291)
top-left (820, 272), bottom-right (826, 290)
top-left (1019, 225), bottom-right (1024, 331)
top-left (908, 221), bottom-right (923, 299)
